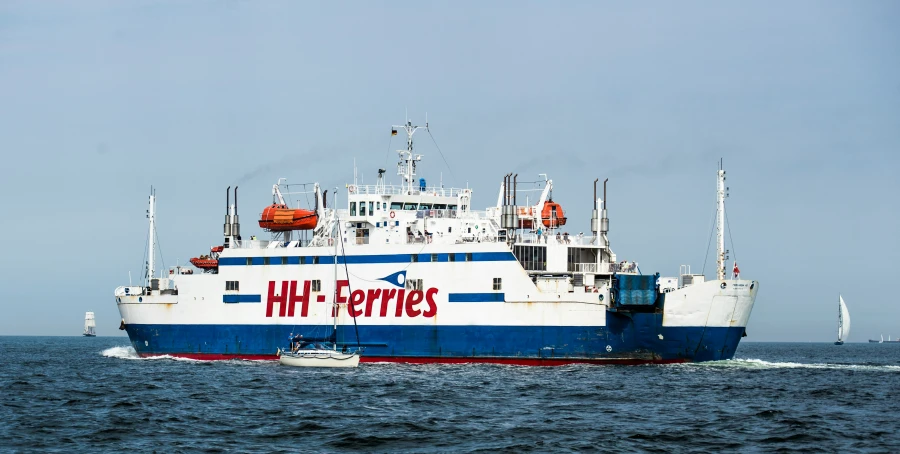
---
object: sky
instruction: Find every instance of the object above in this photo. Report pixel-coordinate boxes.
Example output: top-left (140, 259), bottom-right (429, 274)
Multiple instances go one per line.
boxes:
top-left (0, 1), bottom-right (898, 341)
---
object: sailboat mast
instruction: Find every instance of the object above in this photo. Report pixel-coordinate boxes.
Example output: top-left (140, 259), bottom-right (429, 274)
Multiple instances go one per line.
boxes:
top-left (837, 295), bottom-right (843, 342)
top-left (333, 224), bottom-right (338, 338)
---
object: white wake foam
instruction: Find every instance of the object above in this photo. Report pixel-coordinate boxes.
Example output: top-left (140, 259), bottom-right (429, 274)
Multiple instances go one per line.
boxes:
top-left (101, 345), bottom-right (140, 359)
top-left (100, 345), bottom-right (272, 364)
top-left (684, 358), bottom-right (900, 372)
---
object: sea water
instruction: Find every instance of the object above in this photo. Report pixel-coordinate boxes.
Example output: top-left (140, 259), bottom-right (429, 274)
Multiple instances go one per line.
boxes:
top-left (1, 337), bottom-right (899, 452)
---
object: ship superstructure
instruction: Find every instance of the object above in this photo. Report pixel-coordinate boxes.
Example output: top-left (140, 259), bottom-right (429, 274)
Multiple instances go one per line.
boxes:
top-left (114, 119), bottom-right (758, 364)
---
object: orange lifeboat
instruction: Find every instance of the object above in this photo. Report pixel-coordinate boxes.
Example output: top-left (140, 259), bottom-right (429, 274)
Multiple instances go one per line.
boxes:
top-left (258, 204), bottom-right (318, 231)
top-left (190, 245), bottom-right (222, 270)
top-left (541, 200), bottom-right (567, 228)
top-left (190, 257), bottom-right (219, 269)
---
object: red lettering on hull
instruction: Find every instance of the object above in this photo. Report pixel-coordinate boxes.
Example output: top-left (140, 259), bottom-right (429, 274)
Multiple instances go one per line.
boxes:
top-left (266, 279), bottom-right (438, 319)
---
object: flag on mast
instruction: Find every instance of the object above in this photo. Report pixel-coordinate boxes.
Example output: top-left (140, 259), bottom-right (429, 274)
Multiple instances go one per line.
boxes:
top-left (733, 262), bottom-right (740, 278)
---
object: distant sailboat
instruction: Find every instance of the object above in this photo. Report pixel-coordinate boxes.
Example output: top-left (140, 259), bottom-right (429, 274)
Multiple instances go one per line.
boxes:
top-left (834, 295), bottom-right (850, 345)
top-left (83, 312), bottom-right (96, 337)
top-left (869, 334), bottom-right (883, 343)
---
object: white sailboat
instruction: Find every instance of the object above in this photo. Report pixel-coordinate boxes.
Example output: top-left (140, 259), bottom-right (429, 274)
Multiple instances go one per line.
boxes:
top-left (83, 312), bottom-right (96, 337)
top-left (834, 295), bottom-right (850, 345)
top-left (278, 206), bottom-right (361, 368)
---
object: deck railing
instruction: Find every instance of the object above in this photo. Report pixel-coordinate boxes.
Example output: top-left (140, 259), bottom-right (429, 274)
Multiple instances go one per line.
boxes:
top-left (351, 184), bottom-right (466, 198)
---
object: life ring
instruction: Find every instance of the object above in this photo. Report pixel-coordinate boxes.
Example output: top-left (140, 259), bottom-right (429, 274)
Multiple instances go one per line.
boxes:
top-left (348, 185), bottom-right (356, 193)
top-left (389, 211), bottom-right (396, 219)
top-left (720, 282), bottom-right (727, 289)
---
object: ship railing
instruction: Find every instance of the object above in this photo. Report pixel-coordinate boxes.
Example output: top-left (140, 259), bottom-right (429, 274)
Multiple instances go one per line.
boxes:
top-left (456, 234), bottom-right (499, 244)
top-left (230, 239), bottom-right (311, 249)
top-left (515, 233), bottom-right (598, 246)
top-left (606, 262), bottom-right (639, 273)
top-left (352, 184), bottom-right (466, 198)
top-left (574, 263), bottom-right (598, 273)
top-left (415, 209), bottom-right (457, 219)
top-left (114, 286), bottom-right (145, 297)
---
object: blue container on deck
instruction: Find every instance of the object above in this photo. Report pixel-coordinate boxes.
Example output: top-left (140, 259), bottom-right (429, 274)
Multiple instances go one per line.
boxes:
top-left (613, 274), bottom-right (658, 306)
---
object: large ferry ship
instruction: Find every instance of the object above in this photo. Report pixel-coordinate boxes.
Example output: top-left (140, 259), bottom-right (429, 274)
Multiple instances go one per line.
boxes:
top-left (114, 119), bottom-right (758, 364)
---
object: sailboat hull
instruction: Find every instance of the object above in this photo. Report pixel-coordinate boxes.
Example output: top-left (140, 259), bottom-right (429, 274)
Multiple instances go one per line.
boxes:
top-left (278, 350), bottom-right (360, 368)
top-left (83, 333), bottom-right (96, 337)
top-left (834, 341), bottom-right (843, 345)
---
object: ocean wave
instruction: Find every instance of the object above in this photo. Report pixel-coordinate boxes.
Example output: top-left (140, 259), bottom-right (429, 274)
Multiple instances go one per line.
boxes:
top-left (682, 358), bottom-right (900, 372)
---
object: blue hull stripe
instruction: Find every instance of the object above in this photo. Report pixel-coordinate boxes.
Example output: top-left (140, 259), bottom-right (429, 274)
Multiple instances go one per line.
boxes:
top-left (222, 294), bottom-right (262, 303)
top-left (218, 251), bottom-right (515, 267)
top-left (124, 311), bottom-right (747, 362)
top-left (448, 293), bottom-right (505, 302)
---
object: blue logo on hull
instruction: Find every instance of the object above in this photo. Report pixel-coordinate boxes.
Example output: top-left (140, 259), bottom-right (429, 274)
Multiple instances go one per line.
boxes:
top-left (378, 271), bottom-right (407, 288)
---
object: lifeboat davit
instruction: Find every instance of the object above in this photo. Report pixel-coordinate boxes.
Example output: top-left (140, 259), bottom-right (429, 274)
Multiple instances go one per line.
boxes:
top-left (258, 204), bottom-right (318, 231)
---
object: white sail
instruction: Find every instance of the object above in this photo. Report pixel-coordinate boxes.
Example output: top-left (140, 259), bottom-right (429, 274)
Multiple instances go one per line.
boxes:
top-left (838, 295), bottom-right (850, 342)
top-left (84, 312), bottom-right (96, 336)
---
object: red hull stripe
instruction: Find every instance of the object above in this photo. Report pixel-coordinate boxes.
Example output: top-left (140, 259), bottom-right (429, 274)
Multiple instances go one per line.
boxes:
top-left (138, 352), bottom-right (689, 366)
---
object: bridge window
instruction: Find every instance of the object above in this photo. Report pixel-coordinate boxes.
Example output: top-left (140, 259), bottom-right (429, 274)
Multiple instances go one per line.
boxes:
top-left (360, 203), bottom-right (366, 216)
top-left (311, 280), bottom-right (321, 292)
top-left (434, 204), bottom-right (447, 209)
top-left (449, 204), bottom-right (458, 210)
top-left (350, 202), bottom-right (357, 216)
top-left (369, 202), bottom-right (374, 214)
top-left (390, 202), bottom-right (403, 210)
top-left (493, 278), bottom-right (502, 291)
top-left (419, 203), bottom-right (433, 209)
top-left (513, 245), bottom-right (547, 271)
top-left (225, 281), bottom-right (239, 291)
top-left (403, 202), bottom-right (418, 210)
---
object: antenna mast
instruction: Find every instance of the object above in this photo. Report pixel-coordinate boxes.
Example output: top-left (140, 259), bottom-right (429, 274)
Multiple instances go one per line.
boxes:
top-left (392, 119), bottom-right (427, 194)
top-left (716, 160), bottom-right (726, 281)
top-left (147, 187), bottom-right (156, 284)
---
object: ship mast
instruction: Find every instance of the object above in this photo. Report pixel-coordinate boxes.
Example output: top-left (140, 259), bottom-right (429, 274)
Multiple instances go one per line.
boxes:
top-left (392, 118), bottom-right (427, 194)
top-left (716, 160), bottom-right (726, 281)
top-left (147, 187), bottom-right (156, 284)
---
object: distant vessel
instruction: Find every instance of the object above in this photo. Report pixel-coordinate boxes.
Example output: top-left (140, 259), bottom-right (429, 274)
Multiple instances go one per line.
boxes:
top-left (83, 312), bottom-right (96, 337)
top-left (834, 295), bottom-right (849, 345)
top-left (869, 335), bottom-right (900, 343)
